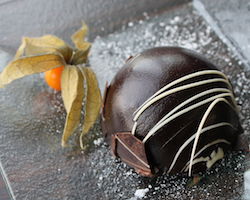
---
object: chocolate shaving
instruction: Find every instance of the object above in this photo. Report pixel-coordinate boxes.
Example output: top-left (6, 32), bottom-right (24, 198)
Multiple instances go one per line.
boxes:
top-left (112, 132), bottom-right (153, 176)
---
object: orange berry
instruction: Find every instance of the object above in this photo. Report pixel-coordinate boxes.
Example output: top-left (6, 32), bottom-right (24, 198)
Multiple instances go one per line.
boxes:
top-left (44, 66), bottom-right (64, 91)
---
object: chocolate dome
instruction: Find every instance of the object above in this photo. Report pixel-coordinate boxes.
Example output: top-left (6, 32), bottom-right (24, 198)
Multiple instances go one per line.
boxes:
top-left (101, 47), bottom-right (242, 177)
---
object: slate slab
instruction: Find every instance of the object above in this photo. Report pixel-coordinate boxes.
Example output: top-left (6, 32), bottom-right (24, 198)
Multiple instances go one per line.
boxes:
top-left (0, 1), bottom-right (249, 200)
top-left (194, 0), bottom-right (250, 67)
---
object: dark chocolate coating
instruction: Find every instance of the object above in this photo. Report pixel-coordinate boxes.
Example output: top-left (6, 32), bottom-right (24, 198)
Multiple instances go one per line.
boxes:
top-left (102, 47), bottom-right (242, 176)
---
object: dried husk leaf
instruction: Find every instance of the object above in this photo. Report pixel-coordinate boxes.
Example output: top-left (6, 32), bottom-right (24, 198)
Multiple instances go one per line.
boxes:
top-left (1, 24), bottom-right (101, 148)
top-left (78, 66), bottom-right (101, 148)
top-left (15, 35), bottom-right (73, 62)
top-left (0, 53), bottom-right (65, 88)
top-left (61, 65), bottom-right (84, 147)
top-left (14, 37), bottom-right (27, 59)
top-left (71, 23), bottom-right (91, 51)
top-left (71, 49), bottom-right (90, 65)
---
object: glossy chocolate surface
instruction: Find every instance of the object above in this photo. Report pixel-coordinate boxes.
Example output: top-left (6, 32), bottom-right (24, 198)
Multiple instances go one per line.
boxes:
top-left (102, 47), bottom-right (242, 176)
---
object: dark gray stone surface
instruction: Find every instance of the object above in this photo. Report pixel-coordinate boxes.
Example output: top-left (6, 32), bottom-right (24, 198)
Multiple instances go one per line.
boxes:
top-left (0, 0), bottom-right (189, 53)
top-left (194, 0), bottom-right (250, 68)
top-left (0, 0), bottom-right (250, 200)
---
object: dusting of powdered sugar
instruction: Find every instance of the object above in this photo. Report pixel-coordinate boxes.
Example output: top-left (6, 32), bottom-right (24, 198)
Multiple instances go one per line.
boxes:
top-left (0, 3), bottom-right (249, 200)
top-left (132, 188), bottom-right (149, 199)
top-left (88, 3), bottom-right (250, 200)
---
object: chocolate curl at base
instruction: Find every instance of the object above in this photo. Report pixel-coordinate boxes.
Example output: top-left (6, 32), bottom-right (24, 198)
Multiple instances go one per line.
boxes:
top-left (112, 132), bottom-right (153, 177)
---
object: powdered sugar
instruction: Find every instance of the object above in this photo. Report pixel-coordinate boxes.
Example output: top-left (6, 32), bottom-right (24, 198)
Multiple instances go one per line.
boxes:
top-left (134, 188), bottom-right (149, 199)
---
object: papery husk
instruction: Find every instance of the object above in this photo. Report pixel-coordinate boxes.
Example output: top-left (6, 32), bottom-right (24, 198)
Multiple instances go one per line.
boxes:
top-left (61, 65), bottom-right (85, 147)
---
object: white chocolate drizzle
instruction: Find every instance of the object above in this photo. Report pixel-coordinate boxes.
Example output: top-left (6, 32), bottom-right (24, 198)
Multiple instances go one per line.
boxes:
top-left (167, 123), bottom-right (232, 173)
top-left (183, 147), bottom-right (225, 172)
top-left (182, 139), bottom-right (230, 172)
top-left (133, 70), bottom-right (233, 116)
top-left (188, 97), bottom-right (234, 176)
top-left (131, 70), bottom-right (238, 175)
top-left (133, 78), bottom-right (228, 122)
top-left (143, 92), bottom-right (235, 142)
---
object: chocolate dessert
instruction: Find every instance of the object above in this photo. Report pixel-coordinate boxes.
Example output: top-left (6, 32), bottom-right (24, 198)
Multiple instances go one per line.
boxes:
top-left (102, 47), bottom-right (242, 177)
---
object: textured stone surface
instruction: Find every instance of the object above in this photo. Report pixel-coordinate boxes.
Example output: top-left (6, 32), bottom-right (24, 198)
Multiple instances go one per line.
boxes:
top-left (0, 0), bottom-right (188, 53)
top-left (194, 0), bottom-right (250, 67)
top-left (0, 1), bottom-right (250, 200)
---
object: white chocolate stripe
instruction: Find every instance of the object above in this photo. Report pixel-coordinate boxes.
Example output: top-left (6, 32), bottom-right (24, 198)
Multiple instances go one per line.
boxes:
top-left (182, 139), bottom-right (231, 172)
top-left (184, 147), bottom-right (225, 172)
top-left (167, 122), bottom-right (232, 173)
top-left (134, 70), bottom-right (232, 115)
top-left (143, 93), bottom-right (235, 143)
top-left (188, 98), bottom-right (232, 176)
top-left (132, 88), bottom-right (234, 136)
top-left (131, 121), bottom-right (137, 135)
top-left (153, 88), bottom-right (234, 132)
top-left (130, 70), bottom-right (237, 175)
top-left (160, 120), bottom-right (195, 149)
top-left (133, 78), bottom-right (229, 122)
